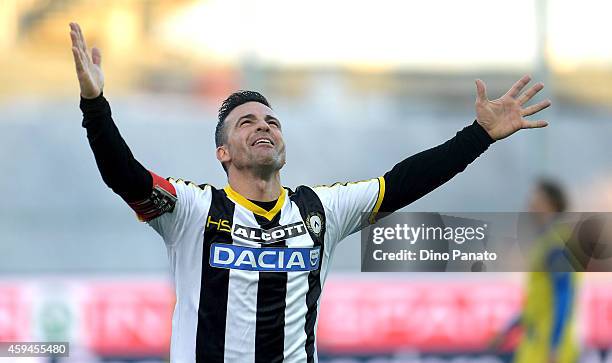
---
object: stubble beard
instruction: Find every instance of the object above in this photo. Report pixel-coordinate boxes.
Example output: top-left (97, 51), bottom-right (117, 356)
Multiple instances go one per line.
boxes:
top-left (233, 146), bottom-right (285, 179)
top-left (250, 151), bottom-right (285, 179)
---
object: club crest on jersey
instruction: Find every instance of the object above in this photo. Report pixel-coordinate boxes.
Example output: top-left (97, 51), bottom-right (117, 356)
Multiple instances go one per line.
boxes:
top-left (305, 212), bottom-right (324, 237)
top-left (232, 222), bottom-right (306, 244)
top-left (309, 248), bottom-right (320, 266)
top-left (210, 243), bottom-right (321, 272)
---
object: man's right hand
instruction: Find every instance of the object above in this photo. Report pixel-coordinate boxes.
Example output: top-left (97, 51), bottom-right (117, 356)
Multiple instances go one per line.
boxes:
top-left (69, 22), bottom-right (104, 99)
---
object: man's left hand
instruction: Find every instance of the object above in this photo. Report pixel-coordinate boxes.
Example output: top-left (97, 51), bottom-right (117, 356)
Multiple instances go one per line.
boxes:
top-left (475, 75), bottom-right (551, 140)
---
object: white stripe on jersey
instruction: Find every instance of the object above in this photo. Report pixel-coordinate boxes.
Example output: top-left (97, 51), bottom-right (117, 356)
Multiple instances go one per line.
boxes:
top-left (223, 206), bottom-right (261, 363)
top-left (279, 195), bottom-right (312, 362)
top-left (283, 270), bottom-right (310, 361)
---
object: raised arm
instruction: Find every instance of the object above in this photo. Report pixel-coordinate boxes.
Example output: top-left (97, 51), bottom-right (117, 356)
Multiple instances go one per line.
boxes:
top-left (70, 23), bottom-right (175, 220)
top-left (378, 75), bottom-right (551, 214)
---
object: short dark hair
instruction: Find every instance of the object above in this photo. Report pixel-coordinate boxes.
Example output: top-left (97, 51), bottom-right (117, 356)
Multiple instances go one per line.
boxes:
top-left (537, 178), bottom-right (568, 213)
top-left (215, 90), bottom-right (271, 147)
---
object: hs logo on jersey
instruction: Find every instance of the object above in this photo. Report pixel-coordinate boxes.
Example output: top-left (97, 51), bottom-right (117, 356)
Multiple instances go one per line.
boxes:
top-left (210, 244), bottom-right (320, 272)
top-left (206, 216), bottom-right (231, 233)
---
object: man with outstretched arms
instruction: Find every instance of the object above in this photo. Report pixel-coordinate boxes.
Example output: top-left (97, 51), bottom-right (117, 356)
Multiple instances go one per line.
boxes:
top-left (70, 22), bottom-right (551, 363)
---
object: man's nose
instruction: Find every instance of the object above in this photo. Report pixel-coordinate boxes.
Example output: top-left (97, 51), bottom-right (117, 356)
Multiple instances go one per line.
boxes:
top-left (255, 119), bottom-right (271, 131)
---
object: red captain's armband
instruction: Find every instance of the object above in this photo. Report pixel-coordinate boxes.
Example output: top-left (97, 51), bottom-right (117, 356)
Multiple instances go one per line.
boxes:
top-left (128, 171), bottom-right (177, 222)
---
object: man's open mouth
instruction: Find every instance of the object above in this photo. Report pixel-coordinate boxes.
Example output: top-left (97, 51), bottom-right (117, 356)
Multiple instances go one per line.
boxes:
top-left (252, 137), bottom-right (274, 146)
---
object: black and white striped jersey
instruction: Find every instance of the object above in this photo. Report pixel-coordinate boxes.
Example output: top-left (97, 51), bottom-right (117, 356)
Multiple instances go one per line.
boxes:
top-left (148, 177), bottom-right (384, 363)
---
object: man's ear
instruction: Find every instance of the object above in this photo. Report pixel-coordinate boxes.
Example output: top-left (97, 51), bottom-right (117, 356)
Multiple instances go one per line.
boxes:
top-left (216, 145), bottom-right (230, 164)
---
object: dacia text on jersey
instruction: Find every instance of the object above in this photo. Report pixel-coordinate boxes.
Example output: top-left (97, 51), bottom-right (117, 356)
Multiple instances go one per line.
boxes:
top-left (210, 244), bottom-right (321, 272)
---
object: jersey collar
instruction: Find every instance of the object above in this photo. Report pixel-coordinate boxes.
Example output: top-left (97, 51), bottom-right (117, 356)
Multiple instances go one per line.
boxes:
top-left (223, 184), bottom-right (286, 221)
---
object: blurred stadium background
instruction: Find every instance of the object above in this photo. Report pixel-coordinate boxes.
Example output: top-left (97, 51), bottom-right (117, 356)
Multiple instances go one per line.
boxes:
top-left (1, 0), bottom-right (612, 362)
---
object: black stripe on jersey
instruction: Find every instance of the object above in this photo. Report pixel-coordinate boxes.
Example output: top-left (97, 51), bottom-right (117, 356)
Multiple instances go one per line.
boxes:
top-left (196, 187), bottom-right (235, 363)
top-left (254, 206), bottom-right (287, 363)
top-left (289, 186), bottom-right (326, 363)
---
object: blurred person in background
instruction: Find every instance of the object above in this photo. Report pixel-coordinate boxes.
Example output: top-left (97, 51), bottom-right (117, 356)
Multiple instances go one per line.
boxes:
top-left (491, 179), bottom-right (579, 363)
top-left (70, 19), bottom-right (553, 363)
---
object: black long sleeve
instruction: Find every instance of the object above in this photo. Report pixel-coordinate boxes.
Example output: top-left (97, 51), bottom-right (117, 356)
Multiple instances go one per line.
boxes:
top-left (379, 120), bottom-right (494, 213)
top-left (80, 94), bottom-right (152, 202)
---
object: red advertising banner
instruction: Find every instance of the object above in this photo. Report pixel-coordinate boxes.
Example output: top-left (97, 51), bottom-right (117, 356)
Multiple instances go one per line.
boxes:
top-left (83, 282), bottom-right (174, 355)
top-left (0, 284), bottom-right (29, 340)
top-left (317, 279), bottom-right (523, 352)
top-left (0, 276), bottom-right (610, 355)
top-left (582, 282), bottom-right (612, 349)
